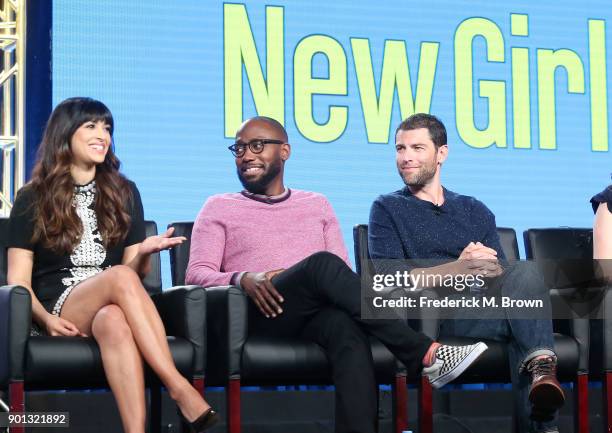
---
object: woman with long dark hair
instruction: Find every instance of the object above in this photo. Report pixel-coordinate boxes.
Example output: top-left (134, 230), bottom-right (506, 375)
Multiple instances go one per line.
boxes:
top-left (7, 97), bottom-right (217, 433)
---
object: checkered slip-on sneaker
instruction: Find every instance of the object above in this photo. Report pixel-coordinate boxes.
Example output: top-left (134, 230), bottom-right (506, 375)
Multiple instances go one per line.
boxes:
top-left (423, 342), bottom-right (488, 389)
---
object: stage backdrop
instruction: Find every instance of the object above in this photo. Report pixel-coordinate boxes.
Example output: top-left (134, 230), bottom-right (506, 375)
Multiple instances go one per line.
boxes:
top-left (52, 1), bottom-right (611, 287)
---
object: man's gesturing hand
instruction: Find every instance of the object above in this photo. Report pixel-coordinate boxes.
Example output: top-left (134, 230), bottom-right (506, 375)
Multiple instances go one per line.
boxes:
top-left (240, 269), bottom-right (285, 318)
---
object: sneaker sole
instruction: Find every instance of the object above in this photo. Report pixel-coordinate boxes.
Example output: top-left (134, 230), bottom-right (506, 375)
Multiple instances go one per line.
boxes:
top-left (429, 342), bottom-right (488, 389)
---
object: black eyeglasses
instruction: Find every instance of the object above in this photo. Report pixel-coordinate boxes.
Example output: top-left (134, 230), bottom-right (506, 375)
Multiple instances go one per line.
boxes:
top-left (228, 139), bottom-right (285, 157)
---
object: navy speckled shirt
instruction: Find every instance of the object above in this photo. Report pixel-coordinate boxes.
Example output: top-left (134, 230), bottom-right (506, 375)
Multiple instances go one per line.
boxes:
top-left (368, 186), bottom-right (505, 263)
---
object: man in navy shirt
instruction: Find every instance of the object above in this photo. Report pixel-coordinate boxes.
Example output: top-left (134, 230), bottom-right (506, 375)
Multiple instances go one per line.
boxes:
top-left (368, 113), bottom-right (563, 433)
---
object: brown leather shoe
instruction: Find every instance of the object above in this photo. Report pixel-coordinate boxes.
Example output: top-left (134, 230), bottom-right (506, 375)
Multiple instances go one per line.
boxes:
top-left (527, 356), bottom-right (565, 417)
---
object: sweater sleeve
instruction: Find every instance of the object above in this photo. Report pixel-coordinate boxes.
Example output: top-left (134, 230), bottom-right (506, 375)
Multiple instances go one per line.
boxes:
top-left (367, 197), bottom-right (415, 275)
top-left (474, 200), bottom-right (506, 261)
top-left (368, 198), bottom-right (406, 260)
top-left (322, 197), bottom-right (352, 268)
top-left (185, 197), bottom-right (236, 287)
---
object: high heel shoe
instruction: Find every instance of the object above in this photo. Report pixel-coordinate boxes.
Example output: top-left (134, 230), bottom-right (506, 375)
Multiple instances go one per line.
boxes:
top-left (177, 407), bottom-right (220, 433)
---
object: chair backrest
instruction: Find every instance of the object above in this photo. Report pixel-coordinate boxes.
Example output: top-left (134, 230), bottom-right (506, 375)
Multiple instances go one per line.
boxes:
top-left (522, 227), bottom-right (595, 292)
top-left (497, 227), bottom-right (520, 262)
top-left (143, 220), bottom-right (162, 294)
top-left (353, 224), bottom-right (520, 276)
top-left (0, 217), bottom-right (161, 293)
top-left (353, 224), bottom-right (370, 277)
top-left (0, 218), bottom-right (9, 285)
top-left (167, 221), bottom-right (194, 286)
top-left (523, 228), bottom-right (593, 260)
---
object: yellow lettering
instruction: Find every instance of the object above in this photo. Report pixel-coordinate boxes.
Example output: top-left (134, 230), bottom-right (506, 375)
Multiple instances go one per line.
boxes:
top-left (537, 49), bottom-right (585, 149)
top-left (589, 19), bottom-right (608, 152)
top-left (455, 18), bottom-right (506, 148)
top-left (352, 38), bottom-right (438, 143)
top-left (294, 35), bottom-right (348, 142)
top-left (224, 4), bottom-right (284, 137)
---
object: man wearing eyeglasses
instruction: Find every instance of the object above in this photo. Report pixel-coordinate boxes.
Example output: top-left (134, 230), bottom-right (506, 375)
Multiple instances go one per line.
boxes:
top-left (186, 116), bottom-right (488, 433)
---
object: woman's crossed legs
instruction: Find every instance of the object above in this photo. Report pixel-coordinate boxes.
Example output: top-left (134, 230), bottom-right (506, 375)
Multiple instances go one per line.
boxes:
top-left (60, 265), bottom-right (209, 433)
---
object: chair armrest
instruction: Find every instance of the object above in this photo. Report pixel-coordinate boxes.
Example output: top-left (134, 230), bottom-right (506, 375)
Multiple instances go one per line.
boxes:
top-left (205, 285), bottom-right (248, 382)
top-left (550, 288), bottom-right (590, 374)
top-left (151, 285), bottom-right (206, 377)
top-left (416, 288), bottom-right (441, 340)
top-left (388, 287), bottom-right (439, 340)
top-left (601, 284), bottom-right (612, 372)
top-left (570, 315), bottom-right (590, 375)
top-left (0, 285), bottom-right (31, 385)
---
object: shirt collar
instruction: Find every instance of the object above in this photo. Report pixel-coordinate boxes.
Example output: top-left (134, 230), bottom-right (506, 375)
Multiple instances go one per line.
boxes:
top-left (241, 188), bottom-right (292, 204)
top-left (402, 186), bottom-right (454, 207)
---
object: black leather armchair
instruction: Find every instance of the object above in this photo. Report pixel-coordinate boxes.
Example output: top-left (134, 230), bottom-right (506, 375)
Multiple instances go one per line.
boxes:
top-left (353, 223), bottom-right (439, 433)
top-left (168, 221), bottom-right (410, 433)
top-left (355, 224), bottom-right (589, 433)
top-left (524, 228), bottom-right (596, 433)
top-left (0, 219), bottom-right (206, 433)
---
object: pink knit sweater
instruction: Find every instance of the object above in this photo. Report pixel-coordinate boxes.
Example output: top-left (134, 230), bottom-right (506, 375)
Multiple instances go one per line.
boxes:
top-left (185, 189), bottom-right (351, 287)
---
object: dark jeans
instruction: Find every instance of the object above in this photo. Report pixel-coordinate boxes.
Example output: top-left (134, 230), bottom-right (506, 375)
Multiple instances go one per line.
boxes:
top-left (440, 261), bottom-right (556, 433)
top-left (249, 251), bottom-right (432, 433)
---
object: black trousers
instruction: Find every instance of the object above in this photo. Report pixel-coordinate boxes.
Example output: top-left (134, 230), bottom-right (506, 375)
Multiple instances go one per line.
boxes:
top-left (249, 251), bottom-right (432, 433)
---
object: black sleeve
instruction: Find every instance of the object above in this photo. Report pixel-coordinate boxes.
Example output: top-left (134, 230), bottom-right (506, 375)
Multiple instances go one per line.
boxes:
top-left (591, 185), bottom-right (612, 214)
top-left (124, 181), bottom-right (146, 246)
top-left (7, 186), bottom-right (36, 250)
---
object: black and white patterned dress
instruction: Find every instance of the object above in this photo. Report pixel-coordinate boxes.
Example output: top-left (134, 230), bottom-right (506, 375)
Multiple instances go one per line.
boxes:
top-left (8, 179), bottom-right (146, 321)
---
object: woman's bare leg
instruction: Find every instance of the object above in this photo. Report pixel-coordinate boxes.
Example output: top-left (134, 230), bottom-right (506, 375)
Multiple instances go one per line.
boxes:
top-left (91, 305), bottom-right (146, 433)
top-left (60, 265), bottom-right (209, 421)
